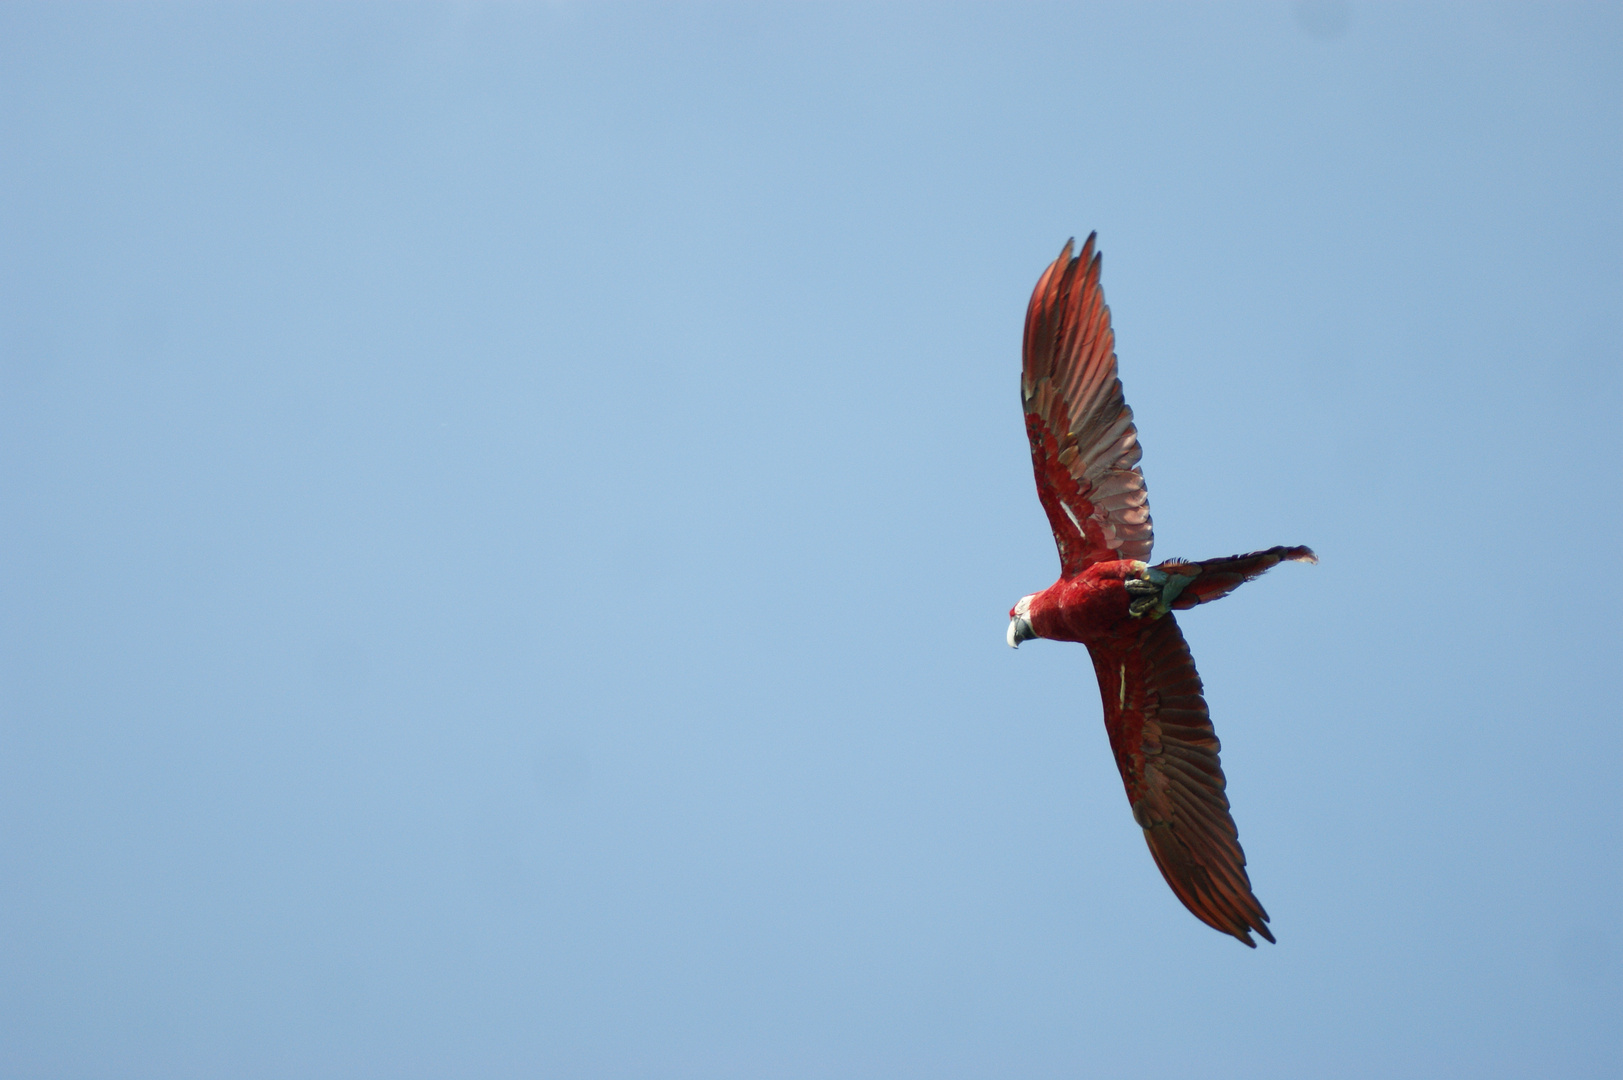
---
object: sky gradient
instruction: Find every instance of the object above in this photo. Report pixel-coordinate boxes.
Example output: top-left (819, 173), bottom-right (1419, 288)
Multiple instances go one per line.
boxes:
top-left (2, 3), bottom-right (1620, 1077)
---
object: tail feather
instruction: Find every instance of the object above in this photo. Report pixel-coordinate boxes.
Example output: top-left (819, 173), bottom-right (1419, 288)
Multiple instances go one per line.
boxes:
top-left (1160, 545), bottom-right (1315, 610)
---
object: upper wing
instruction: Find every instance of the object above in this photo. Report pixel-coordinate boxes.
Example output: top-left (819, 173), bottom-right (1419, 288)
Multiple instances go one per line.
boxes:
top-left (1022, 234), bottom-right (1152, 577)
top-left (1087, 613), bottom-right (1274, 946)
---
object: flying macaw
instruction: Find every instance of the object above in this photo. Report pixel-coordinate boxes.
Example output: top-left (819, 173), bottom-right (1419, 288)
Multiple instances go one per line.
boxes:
top-left (1006, 234), bottom-right (1314, 947)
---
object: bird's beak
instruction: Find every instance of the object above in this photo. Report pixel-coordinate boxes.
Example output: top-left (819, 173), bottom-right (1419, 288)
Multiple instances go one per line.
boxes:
top-left (1007, 615), bottom-right (1034, 649)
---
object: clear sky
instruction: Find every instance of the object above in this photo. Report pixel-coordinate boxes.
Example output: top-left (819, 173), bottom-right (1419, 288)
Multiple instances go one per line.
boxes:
top-left (2, 3), bottom-right (1619, 1077)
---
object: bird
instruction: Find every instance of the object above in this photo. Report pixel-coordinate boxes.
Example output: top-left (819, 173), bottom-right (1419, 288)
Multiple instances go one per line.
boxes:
top-left (1006, 233), bottom-right (1314, 947)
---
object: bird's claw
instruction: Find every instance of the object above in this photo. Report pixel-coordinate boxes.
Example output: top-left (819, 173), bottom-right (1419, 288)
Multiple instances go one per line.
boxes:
top-left (1128, 594), bottom-right (1164, 618)
top-left (1127, 566), bottom-right (1192, 618)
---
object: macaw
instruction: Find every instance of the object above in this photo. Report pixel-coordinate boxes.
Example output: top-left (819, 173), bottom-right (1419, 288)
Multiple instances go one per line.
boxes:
top-left (1007, 234), bottom-right (1314, 947)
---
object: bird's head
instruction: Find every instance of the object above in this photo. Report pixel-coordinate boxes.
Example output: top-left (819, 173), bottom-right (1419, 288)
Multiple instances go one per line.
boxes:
top-left (1007, 594), bottom-right (1037, 648)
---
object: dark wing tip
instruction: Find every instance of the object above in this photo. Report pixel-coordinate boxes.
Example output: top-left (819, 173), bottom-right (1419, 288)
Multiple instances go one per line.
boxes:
top-left (1146, 826), bottom-right (1275, 947)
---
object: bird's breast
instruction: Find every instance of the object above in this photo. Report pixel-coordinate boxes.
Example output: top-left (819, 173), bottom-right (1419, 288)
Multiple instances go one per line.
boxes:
top-left (1029, 561), bottom-right (1138, 644)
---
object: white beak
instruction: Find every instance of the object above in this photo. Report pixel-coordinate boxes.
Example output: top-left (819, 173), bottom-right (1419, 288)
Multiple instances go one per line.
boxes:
top-left (1007, 616), bottom-right (1034, 648)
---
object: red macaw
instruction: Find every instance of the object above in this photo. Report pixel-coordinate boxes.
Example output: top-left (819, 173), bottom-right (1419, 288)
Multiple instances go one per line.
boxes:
top-left (1006, 234), bottom-right (1314, 947)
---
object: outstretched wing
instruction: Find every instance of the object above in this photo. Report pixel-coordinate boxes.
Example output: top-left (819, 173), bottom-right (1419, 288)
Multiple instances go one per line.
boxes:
top-left (1086, 614), bottom-right (1274, 946)
top-left (1022, 234), bottom-right (1152, 578)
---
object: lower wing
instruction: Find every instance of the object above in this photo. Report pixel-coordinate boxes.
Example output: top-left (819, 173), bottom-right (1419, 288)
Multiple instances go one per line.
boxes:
top-left (1087, 613), bottom-right (1274, 946)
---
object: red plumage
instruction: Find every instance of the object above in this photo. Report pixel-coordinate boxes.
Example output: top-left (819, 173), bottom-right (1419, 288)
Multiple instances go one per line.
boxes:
top-left (1008, 235), bottom-right (1315, 947)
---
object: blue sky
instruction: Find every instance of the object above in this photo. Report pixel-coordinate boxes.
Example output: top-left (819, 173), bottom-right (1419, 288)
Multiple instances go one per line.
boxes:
top-left (2, 3), bottom-right (1619, 1077)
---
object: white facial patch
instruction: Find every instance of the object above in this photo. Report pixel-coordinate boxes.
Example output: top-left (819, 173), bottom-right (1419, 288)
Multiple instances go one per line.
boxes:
top-left (1007, 594), bottom-right (1037, 649)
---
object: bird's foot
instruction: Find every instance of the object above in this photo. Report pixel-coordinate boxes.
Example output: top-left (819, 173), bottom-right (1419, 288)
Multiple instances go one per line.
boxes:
top-left (1125, 574), bottom-right (1165, 617)
top-left (1125, 563), bottom-right (1194, 618)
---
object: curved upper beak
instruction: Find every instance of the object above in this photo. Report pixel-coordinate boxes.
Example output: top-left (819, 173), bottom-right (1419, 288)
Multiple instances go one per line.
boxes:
top-left (1007, 615), bottom-right (1035, 649)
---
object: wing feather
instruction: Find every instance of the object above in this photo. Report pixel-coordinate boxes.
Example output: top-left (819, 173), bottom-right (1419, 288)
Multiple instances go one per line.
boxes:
top-left (1088, 614), bottom-right (1274, 946)
top-left (1021, 235), bottom-right (1152, 576)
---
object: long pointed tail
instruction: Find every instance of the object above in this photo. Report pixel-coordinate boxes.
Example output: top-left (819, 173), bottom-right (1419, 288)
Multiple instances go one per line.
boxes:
top-left (1159, 545), bottom-right (1316, 610)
